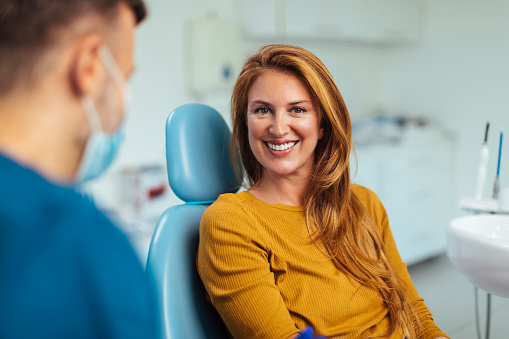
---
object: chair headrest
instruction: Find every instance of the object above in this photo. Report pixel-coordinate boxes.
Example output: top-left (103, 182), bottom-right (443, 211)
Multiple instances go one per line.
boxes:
top-left (166, 103), bottom-right (241, 203)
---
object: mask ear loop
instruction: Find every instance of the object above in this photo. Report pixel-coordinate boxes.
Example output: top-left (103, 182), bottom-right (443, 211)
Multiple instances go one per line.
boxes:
top-left (81, 96), bottom-right (103, 133)
top-left (80, 46), bottom-right (124, 135)
top-left (98, 45), bottom-right (131, 132)
top-left (98, 46), bottom-right (130, 105)
top-left (98, 46), bottom-right (124, 85)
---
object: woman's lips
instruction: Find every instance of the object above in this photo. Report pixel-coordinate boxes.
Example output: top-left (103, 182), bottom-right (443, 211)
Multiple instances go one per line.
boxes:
top-left (264, 140), bottom-right (299, 155)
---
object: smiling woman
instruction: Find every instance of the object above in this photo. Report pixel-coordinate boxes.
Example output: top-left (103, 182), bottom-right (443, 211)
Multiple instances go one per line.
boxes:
top-left (197, 44), bottom-right (449, 339)
top-left (245, 71), bottom-right (324, 200)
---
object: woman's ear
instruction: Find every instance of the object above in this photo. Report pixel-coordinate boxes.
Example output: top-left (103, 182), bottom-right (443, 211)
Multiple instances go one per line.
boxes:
top-left (319, 126), bottom-right (324, 140)
top-left (68, 34), bottom-right (104, 98)
top-left (318, 109), bottom-right (325, 140)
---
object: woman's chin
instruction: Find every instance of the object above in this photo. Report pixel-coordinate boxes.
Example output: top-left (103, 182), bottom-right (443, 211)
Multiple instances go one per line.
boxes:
top-left (263, 166), bottom-right (306, 179)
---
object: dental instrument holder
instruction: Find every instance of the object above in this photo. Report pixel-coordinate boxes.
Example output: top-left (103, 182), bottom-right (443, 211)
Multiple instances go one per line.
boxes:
top-left (492, 130), bottom-right (503, 199)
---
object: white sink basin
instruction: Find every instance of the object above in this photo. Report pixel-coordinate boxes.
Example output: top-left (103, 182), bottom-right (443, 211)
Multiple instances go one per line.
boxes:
top-left (447, 215), bottom-right (509, 298)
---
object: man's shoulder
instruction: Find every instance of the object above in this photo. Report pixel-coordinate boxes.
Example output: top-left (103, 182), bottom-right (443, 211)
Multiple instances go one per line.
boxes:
top-left (0, 167), bottom-right (102, 230)
top-left (0, 154), bottom-right (130, 253)
top-left (0, 168), bottom-right (155, 339)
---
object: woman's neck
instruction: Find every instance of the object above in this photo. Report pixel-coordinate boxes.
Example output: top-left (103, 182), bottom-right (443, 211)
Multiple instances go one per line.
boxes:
top-left (248, 172), bottom-right (310, 206)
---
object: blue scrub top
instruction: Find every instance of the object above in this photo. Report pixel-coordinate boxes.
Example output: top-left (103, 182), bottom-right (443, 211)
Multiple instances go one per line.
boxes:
top-left (0, 154), bottom-right (158, 339)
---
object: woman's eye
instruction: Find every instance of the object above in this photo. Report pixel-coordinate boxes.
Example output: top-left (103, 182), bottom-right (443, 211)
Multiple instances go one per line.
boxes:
top-left (291, 107), bottom-right (306, 113)
top-left (255, 107), bottom-right (270, 114)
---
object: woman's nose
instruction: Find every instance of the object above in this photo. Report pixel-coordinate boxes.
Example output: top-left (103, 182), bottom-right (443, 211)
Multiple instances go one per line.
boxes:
top-left (269, 111), bottom-right (290, 137)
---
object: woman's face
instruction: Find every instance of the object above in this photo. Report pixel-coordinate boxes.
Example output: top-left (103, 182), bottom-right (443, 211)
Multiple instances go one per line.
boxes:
top-left (246, 71), bottom-right (323, 180)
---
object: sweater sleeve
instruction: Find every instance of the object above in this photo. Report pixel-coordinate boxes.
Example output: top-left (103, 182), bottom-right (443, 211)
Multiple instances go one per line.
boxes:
top-left (360, 187), bottom-right (449, 339)
top-left (197, 195), bottom-right (300, 339)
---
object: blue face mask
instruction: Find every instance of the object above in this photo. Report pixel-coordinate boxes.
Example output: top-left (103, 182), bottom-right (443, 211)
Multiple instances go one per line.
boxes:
top-left (74, 46), bottom-right (129, 184)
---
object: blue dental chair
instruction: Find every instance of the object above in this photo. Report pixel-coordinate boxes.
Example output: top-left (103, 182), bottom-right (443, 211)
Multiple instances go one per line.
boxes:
top-left (145, 104), bottom-right (241, 338)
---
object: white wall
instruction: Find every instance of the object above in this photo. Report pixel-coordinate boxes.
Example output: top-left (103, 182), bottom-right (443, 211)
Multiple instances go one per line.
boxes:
top-left (380, 0), bottom-right (509, 209)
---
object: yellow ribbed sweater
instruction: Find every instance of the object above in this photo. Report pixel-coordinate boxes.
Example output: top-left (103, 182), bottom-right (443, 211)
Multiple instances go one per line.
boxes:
top-left (197, 185), bottom-right (448, 339)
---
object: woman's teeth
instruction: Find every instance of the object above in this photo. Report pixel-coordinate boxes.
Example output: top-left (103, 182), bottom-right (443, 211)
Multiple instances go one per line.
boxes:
top-left (266, 141), bottom-right (296, 151)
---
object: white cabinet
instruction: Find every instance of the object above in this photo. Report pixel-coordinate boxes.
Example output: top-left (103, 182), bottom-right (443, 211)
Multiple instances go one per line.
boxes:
top-left (352, 136), bottom-right (456, 265)
top-left (239, 0), bottom-right (424, 44)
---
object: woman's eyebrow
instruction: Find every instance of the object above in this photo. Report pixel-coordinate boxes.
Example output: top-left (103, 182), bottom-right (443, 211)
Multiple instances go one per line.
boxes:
top-left (249, 100), bottom-right (312, 105)
top-left (288, 100), bottom-right (312, 105)
top-left (249, 100), bottom-right (272, 106)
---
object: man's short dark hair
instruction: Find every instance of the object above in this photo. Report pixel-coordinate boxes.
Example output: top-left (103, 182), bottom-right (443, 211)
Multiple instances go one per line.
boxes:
top-left (0, 0), bottom-right (147, 95)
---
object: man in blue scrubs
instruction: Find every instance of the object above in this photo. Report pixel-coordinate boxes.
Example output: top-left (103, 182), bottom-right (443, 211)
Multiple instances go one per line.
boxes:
top-left (0, 1), bottom-right (158, 338)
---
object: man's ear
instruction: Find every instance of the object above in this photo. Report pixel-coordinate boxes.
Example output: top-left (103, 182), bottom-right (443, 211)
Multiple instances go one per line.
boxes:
top-left (69, 34), bottom-right (104, 98)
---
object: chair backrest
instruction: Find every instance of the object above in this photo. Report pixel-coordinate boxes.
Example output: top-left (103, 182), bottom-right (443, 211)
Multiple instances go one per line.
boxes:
top-left (145, 104), bottom-right (241, 339)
